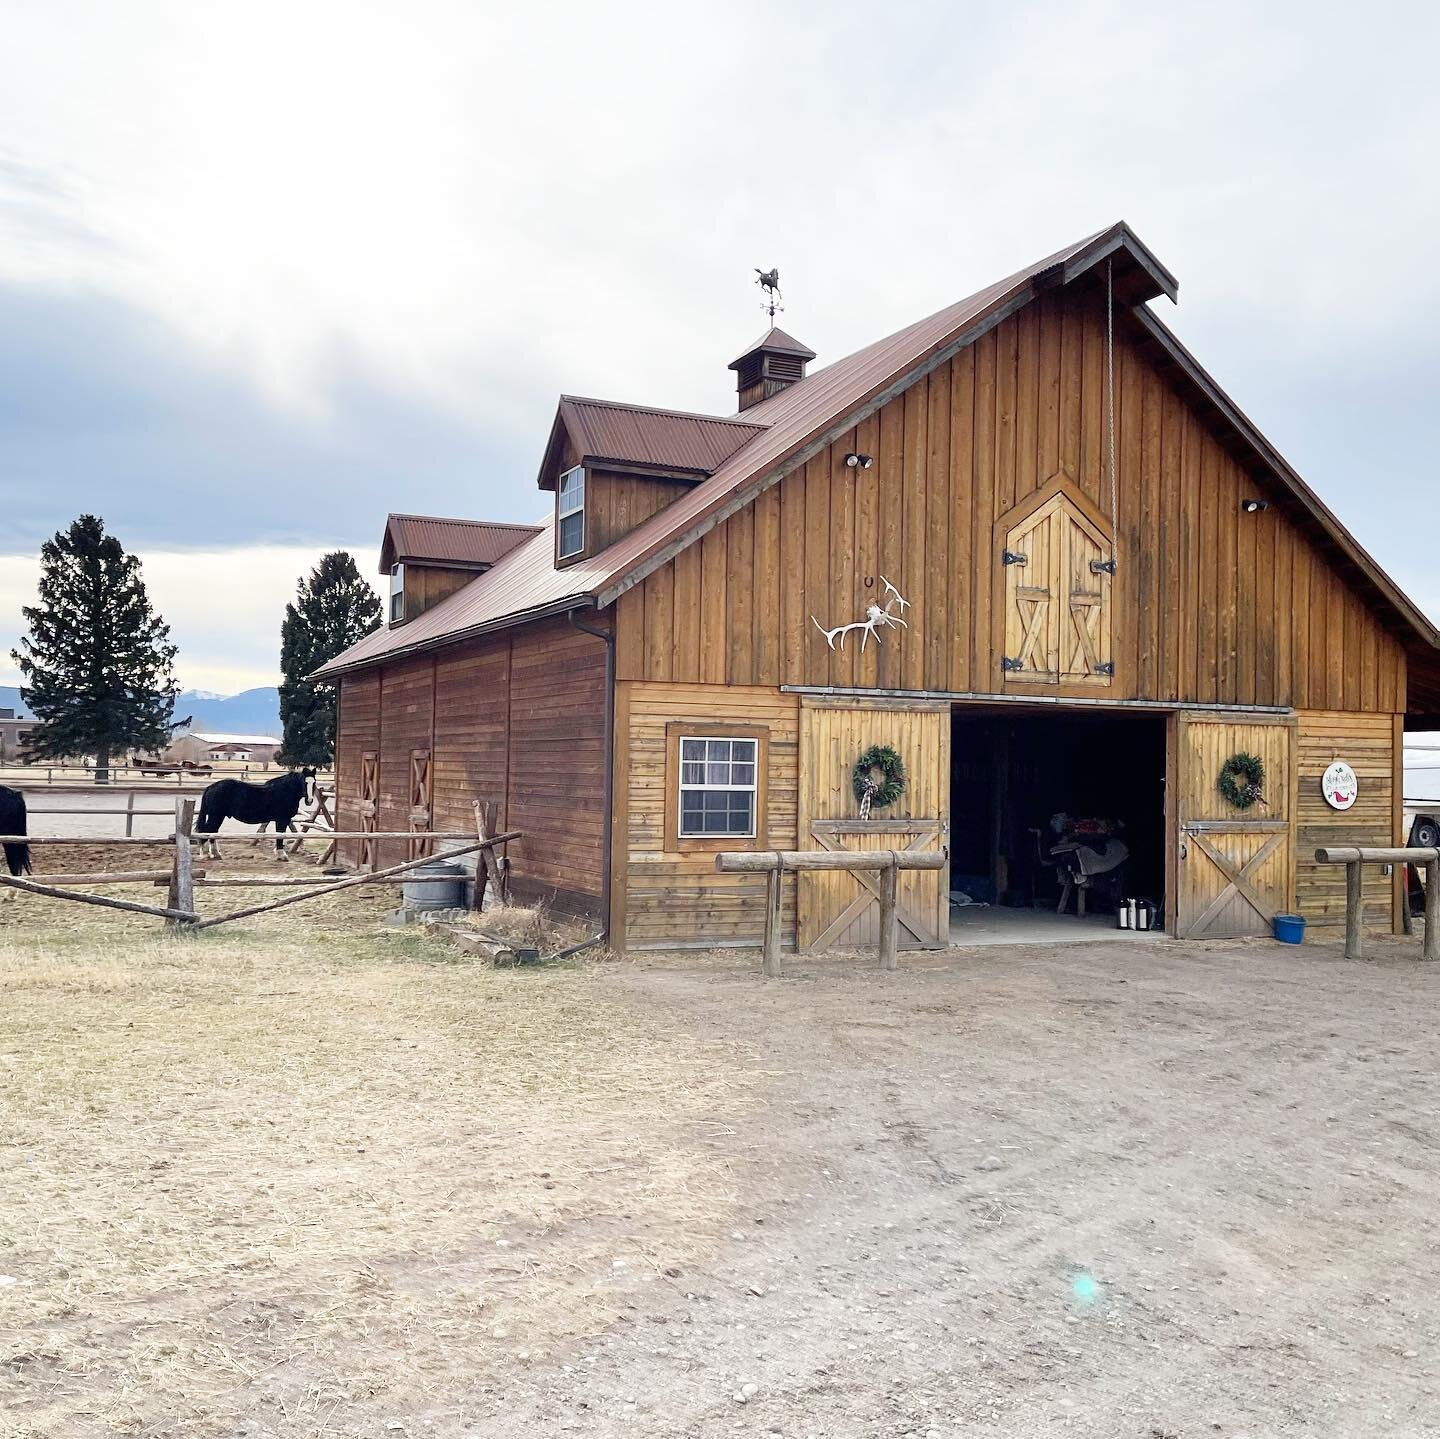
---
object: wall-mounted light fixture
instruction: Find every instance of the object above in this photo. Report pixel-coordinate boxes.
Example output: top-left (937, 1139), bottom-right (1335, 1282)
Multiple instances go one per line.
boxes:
top-left (844, 452), bottom-right (874, 470)
top-left (1241, 498), bottom-right (1270, 513)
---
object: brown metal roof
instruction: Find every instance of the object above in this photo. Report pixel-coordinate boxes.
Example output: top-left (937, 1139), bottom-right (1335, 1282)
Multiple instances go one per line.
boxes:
top-left (316, 221), bottom-right (1438, 681)
top-left (537, 397), bottom-right (767, 489)
top-left (729, 326), bottom-right (817, 368)
top-left (378, 515), bottom-right (541, 573)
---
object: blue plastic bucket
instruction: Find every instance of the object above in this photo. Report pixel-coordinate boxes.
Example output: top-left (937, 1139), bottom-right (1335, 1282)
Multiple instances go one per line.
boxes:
top-left (1273, 913), bottom-right (1306, 945)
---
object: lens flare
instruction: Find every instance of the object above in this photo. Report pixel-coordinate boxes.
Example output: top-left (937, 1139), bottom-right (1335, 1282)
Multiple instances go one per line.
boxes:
top-left (1071, 1272), bottom-right (1100, 1304)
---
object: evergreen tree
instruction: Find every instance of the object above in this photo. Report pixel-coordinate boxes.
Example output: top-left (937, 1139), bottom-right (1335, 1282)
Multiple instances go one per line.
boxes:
top-left (12, 515), bottom-right (179, 783)
top-left (277, 551), bottom-right (381, 767)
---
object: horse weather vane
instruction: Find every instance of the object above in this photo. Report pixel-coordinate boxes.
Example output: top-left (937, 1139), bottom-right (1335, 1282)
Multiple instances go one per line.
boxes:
top-left (812, 577), bottom-right (911, 651)
top-left (755, 267), bottom-right (782, 321)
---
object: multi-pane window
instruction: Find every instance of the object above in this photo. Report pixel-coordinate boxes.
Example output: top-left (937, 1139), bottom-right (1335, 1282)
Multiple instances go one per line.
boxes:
top-left (389, 563), bottom-right (405, 623)
top-left (678, 737), bottom-right (758, 837)
top-left (557, 465), bottom-right (585, 559)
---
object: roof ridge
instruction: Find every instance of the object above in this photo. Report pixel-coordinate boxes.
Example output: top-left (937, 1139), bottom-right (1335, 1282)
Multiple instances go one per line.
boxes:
top-left (560, 395), bottom-right (769, 429)
top-left (389, 513), bottom-right (542, 531)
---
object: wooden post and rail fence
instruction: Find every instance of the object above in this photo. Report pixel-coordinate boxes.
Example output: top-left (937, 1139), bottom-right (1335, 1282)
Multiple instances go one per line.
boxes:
top-left (0, 797), bottom-right (518, 932)
top-left (716, 846), bottom-right (948, 977)
top-left (1314, 846), bottom-right (1439, 962)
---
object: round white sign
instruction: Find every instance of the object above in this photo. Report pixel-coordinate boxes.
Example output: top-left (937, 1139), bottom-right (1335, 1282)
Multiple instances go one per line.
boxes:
top-left (1321, 761), bottom-right (1358, 812)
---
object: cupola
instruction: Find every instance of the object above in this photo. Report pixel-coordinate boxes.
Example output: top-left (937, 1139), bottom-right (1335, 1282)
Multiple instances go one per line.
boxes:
top-left (728, 327), bottom-right (816, 412)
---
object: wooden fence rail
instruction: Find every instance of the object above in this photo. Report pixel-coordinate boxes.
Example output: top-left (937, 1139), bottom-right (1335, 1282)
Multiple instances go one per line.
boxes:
top-left (715, 847), bottom-right (948, 977)
top-left (1314, 846), bottom-right (1439, 961)
top-left (0, 796), bottom-right (518, 932)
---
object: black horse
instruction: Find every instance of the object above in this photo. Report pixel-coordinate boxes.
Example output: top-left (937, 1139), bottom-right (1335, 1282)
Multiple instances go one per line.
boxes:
top-left (195, 769), bottom-right (317, 860)
top-left (0, 785), bottom-right (30, 878)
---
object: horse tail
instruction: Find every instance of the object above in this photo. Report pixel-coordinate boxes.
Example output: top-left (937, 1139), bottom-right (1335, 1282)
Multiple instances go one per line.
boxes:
top-left (196, 780), bottom-right (223, 835)
top-left (1, 788), bottom-right (30, 877)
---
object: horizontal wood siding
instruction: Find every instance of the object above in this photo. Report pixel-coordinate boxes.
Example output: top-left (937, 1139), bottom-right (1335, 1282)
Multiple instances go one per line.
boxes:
top-left (616, 287), bottom-right (1406, 713)
top-left (433, 641), bottom-right (510, 834)
top-left (375, 658), bottom-right (434, 866)
top-left (334, 617), bottom-right (608, 914)
top-left (1295, 710), bottom-right (1399, 931)
top-left (507, 621), bottom-right (608, 909)
top-left (620, 682), bottom-right (799, 949)
top-left (334, 669), bottom-right (380, 866)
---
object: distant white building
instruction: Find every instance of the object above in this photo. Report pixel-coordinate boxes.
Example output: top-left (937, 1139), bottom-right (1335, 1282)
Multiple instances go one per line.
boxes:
top-left (165, 732), bottom-right (283, 765)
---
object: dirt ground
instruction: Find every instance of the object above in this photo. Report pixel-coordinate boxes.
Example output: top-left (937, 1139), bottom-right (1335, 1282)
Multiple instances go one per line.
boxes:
top-left (4, 888), bottom-right (1440, 1437)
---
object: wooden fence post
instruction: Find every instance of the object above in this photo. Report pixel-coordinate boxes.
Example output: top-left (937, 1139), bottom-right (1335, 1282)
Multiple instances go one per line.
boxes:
top-left (1426, 859), bottom-right (1439, 964)
top-left (878, 853), bottom-right (899, 972)
top-left (1345, 861), bottom-right (1364, 960)
top-left (473, 800), bottom-right (506, 907)
top-left (125, 790), bottom-right (136, 839)
top-left (762, 865), bottom-right (783, 978)
top-left (168, 798), bottom-right (196, 929)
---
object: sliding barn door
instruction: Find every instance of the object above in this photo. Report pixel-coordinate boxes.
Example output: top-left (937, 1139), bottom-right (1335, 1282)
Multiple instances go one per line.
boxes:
top-left (796, 699), bottom-right (949, 951)
top-left (1174, 713), bottom-right (1294, 938)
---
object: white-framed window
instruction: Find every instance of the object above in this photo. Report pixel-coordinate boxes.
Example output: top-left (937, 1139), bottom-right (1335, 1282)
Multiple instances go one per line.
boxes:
top-left (389, 562), bottom-right (405, 623)
top-left (678, 736), bottom-right (758, 837)
top-left (557, 465), bottom-right (585, 559)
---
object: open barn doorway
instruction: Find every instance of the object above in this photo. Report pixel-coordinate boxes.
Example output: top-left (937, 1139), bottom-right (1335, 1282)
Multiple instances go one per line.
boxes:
top-left (948, 705), bottom-right (1168, 945)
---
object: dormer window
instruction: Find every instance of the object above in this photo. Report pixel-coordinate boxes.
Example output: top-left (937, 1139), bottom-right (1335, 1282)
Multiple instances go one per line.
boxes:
top-left (557, 465), bottom-right (585, 559)
top-left (389, 562), bottom-right (405, 623)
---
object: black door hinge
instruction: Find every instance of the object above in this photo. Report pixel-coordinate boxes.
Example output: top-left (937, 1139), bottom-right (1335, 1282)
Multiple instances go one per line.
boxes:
top-left (1089, 558), bottom-right (1117, 575)
top-left (1002, 549), bottom-right (1027, 566)
top-left (1001, 656), bottom-right (1025, 672)
top-left (1094, 661), bottom-right (1115, 676)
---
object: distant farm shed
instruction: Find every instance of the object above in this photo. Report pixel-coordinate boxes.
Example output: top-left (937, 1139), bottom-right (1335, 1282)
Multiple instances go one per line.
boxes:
top-left (317, 223), bottom-right (1439, 950)
top-left (166, 733), bottom-right (282, 765)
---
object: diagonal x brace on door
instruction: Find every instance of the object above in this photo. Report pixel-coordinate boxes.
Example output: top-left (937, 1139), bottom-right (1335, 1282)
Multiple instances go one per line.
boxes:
top-left (806, 829), bottom-right (942, 950)
top-left (1184, 831), bottom-right (1285, 937)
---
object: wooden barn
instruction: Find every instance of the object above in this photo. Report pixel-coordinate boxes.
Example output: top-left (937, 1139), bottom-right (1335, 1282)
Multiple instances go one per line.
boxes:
top-left (317, 223), bottom-right (1440, 950)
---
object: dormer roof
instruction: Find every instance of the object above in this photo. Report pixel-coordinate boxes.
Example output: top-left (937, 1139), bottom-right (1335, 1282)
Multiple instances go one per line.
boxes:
top-left (536, 396), bottom-right (768, 489)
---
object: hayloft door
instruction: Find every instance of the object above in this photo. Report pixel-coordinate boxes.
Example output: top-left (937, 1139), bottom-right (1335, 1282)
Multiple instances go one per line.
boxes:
top-left (1174, 713), bottom-right (1294, 938)
top-left (796, 699), bottom-right (949, 951)
top-left (998, 480), bottom-right (1114, 687)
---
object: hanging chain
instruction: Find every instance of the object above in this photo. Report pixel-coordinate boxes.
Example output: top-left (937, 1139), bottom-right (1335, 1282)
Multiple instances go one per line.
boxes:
top-left (1105, 258), bottom-right (1119, 563)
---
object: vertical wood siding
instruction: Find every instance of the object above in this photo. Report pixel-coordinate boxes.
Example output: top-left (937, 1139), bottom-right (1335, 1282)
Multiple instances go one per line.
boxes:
top-left (615, 288), bottom-right (1407, 712)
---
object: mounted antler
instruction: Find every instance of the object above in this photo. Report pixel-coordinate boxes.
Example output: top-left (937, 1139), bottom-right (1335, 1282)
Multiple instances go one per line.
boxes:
top-left (811, 577), bottom-right (910, 651)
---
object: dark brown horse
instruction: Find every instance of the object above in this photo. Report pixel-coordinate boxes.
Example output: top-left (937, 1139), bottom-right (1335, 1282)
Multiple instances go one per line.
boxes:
top-left (0, 785), bottom-right (30, 878)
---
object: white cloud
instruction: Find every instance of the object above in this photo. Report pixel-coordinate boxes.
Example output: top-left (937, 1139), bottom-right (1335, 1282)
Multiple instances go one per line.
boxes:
top-left (0, 545), bottom-right (381, 693)
top-left (0, 0), bottom-right (1436, 667)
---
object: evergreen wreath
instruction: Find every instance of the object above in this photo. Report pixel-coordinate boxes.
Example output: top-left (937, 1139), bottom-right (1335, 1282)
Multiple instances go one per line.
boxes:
top-left (853, 744), bottom-right (907, 817)
top-left (1217, 751), bottom-right (1266, 810)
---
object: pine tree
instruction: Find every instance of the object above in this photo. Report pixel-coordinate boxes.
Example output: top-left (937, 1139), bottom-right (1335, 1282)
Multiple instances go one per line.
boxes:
top-left (277, 552), bottom-right (382, 767)
top-left (12, 515), bottom-right (179, 783)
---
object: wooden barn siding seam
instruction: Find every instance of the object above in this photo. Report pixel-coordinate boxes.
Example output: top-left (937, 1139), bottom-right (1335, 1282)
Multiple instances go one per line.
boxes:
top-left (335, 617), bottom-right (606, 910)
top-left (615, 288), bottom-right (1406, 713)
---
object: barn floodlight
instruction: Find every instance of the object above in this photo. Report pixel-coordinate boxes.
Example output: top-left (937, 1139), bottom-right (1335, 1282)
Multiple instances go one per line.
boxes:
top-left (1241, 498), bottom-right (1270, 513)
top-left (844, 453), bottom-right (874, 470)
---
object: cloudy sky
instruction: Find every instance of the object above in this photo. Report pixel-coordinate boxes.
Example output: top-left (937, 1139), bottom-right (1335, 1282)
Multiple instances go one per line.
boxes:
top-left (1, 0), bottom-right (1438, 692)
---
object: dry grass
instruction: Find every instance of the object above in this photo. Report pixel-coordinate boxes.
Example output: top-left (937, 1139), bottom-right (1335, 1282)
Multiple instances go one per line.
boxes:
top-left (464, 899), bottom-right (599, 953)
top-left (0, 887), bottom-right (753, 1436)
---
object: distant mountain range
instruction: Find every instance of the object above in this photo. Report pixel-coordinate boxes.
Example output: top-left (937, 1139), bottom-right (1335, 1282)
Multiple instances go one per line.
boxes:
top-left (0, 685), bottom-right (281, 738)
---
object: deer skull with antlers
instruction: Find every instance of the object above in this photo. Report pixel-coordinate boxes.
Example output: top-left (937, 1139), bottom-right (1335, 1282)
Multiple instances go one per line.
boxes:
top-left (811, 577), bottom-right (910, 651)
